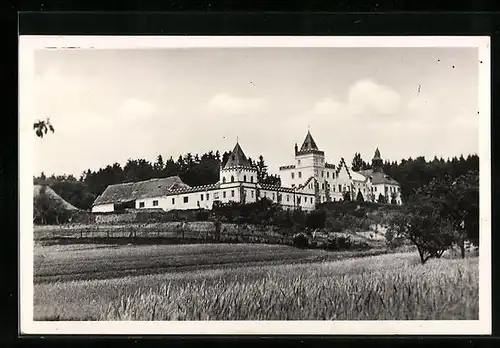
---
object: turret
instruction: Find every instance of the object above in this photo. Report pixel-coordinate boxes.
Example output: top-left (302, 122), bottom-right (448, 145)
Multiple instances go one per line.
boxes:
top-left (372, 147), bottom-right (383, 172)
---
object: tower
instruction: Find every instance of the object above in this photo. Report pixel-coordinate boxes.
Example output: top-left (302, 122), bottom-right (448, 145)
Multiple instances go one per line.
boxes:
top-left (295, 130), bottom-right (325, 180)
top-left (372, 147), bottom-right (383, 172)
top-left (220, 142), bottom-right (258, 186)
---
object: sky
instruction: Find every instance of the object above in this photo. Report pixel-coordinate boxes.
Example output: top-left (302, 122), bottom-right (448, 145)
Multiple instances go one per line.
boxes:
top-left (32, 46), bottom-right (480, 177)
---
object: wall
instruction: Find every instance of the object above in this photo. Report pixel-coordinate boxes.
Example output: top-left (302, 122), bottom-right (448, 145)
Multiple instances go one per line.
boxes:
top-left (134, 182), bottom-right (261, 212)
top-left (91, 203), bottom-right (114, 213)
top-left (220, 167), bottom-right (257, 185)
top-left (280, 153), bottom-right (320, 188)
top-left (328, 162), bottom-right (352, 201)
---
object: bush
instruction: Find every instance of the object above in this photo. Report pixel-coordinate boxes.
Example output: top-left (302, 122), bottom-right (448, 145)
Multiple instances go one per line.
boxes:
top-left (326, 235), bottom-right (353, 250)
top-left (292, 233), bottom-right (309, 249)
top-left (306, 210), bottom-right (326, 229)
top-left (195, 210), bottom-right (210, 221)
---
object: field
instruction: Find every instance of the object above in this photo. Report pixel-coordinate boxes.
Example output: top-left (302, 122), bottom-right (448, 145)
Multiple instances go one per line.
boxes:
top-left (33, 241), bottom-right (479, 321)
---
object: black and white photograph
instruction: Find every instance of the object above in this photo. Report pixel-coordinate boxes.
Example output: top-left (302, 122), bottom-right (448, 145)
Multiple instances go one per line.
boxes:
top-left (19, 36), bottom-right (490, 335)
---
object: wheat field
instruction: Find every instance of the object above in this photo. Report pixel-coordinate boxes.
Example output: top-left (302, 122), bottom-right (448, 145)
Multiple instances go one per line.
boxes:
top-left (34, 244), bottom-right (478, 321)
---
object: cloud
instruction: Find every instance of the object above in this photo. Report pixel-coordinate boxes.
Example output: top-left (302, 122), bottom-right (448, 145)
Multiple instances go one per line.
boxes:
top-left (311, 98), bottom-right (345, 116)
top-left (207, 93), bottom-right (265, 114)
top-left (117, 97), bottom-right (167, 127)
top-left (347, 79), bottom-right (401, 116)
top-left (308, 79), bottom-right (401, 123)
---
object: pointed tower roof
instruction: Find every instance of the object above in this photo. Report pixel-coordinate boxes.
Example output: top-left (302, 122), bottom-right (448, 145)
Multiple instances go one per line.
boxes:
top-left (223, 142), bottom-right (254, 169)
top-left (373, 147), bottom-right (381, 160)
top-left (300, 131), bottom-right (319, 151)
top-left (296, 130), bottom-right (324, 156)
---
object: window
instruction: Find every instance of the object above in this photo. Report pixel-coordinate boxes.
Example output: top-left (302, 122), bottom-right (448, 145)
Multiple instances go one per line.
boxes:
top-left (374, 187), bottom-right (377, 192)
top-left (231, 176), bottom-right (234, 183)
top-left (338, 184), bottom-right (342, 192)
top-left (298, 172), bottom-right (302, 178)
top-left (251, 190), bottom-right (254, 198)
top-left (223, 191), bottom-right (226, 198)
top-left (298, 160), bottom-right (301, 165)
top-left (231, 190), bottom-right (235, 197)
top-left (264, 192), bottom-right (267, 197)
top-left (287, 195), bottom-right (290, 202)
top-left (244, 175), bottom-right (247, 182)
top-left (291, 172), bottom-right (295, 179)
top-left (327, 172), bottom-right (329, 178)
top-left (214, 192), bottom-right (219, 199)
top-left (172, 198), bottom-right (175, 204)
top-left (223, 177), bottom-right (226, 183)
top-left (206, 193), bottom-right (210, 200)
top-left (297, 197), bottom-right (301, 204)
top-left (322, 171), bottom-right (324, 177)
top-left (272, 193), bottom-right (275, 200)
top-left (200, 194), bottom-right (204, 201)
top-left (310, 197), bottom-right (313, 203)
top-left (183, 196), bottom-right (188, 203)
top-left (332, 186), bottom-right (335, 192)
top-left (153, 200), bottom-right (158, 207)
top-left (251, 176), bottom-right (254, 183)
top-left (322, 183), bottom-right (325, 189)
top-left (139, 202), bottom-right (145, 208)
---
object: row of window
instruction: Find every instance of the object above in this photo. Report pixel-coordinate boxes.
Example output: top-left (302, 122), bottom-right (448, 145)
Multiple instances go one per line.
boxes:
top-left (222, 175), bottom-right (254, 184)
top-left (297, 158), bottom-right (325, 165)
top-left (385, 186), bottom-right (399, 193)
top-left (291, 171), bottom-right (339, 180)
top-left (137, 189), bottom-right (314, 208)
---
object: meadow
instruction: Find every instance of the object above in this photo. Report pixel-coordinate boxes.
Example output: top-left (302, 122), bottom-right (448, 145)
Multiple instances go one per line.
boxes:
top-left (33, 242), bottom-right (478, 321)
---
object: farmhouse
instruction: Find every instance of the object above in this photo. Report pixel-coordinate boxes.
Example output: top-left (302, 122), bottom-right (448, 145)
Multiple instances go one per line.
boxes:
top-left (91, 131), bottom-right (402, 213)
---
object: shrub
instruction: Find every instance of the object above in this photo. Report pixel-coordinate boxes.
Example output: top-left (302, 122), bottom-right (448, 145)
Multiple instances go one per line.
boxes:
top-left (195, 210), bottom-right (210, 221)
top-left (306, 210), bottom-right (326, 229)
top-left (292, 233), bottom-right (309, 249)
top-left (326, 235), bottom-right (353, 251)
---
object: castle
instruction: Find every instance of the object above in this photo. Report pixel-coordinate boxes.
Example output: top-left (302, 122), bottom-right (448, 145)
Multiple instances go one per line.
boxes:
top-left (91, 131), bottom-right (402, 213)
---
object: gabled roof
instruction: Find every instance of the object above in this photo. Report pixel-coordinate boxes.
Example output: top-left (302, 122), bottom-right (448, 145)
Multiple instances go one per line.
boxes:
top-left (336, 157), bottom-right (352, 180)
top-left (358, 169), bottom-right (400, 185)
top-left (93, 176), bottom-right (191, 206)
top-left (296, 131), bottom-right (325, 156)
top-left (223, 142), bottom-right (254, 169)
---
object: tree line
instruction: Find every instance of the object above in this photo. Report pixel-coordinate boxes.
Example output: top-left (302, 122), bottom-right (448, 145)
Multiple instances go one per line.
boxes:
top-left (34, 151), bottom-right (281, 210)
top-left (351, 152), bottom-right (479, 200)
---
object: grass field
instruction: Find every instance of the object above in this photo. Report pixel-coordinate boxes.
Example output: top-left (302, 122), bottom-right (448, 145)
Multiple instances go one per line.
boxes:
top-left (34, 242), bottom-right (478, 321)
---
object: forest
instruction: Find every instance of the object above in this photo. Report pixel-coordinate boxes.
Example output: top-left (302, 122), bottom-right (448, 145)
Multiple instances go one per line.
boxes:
top-left (33, 149), bottom-right (479, 212)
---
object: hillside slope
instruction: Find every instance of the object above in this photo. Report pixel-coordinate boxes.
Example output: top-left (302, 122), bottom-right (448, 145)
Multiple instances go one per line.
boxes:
top-left (34, 184), bottom-right (79, 211)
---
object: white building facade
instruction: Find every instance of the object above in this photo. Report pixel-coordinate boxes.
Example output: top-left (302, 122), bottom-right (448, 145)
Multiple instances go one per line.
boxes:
top-left (91, 131), bottom-right (402, 213)
top-left (278, 131), bottom-right (403, 205)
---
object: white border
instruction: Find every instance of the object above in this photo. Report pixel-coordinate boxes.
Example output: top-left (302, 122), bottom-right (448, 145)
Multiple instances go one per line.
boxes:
top-left (19, 36), bottom-right (491, 336)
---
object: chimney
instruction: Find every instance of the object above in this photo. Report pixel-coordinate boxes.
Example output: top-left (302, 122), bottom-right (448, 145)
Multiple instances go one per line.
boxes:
top-left (294, 143), bottom-right (298, 155)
